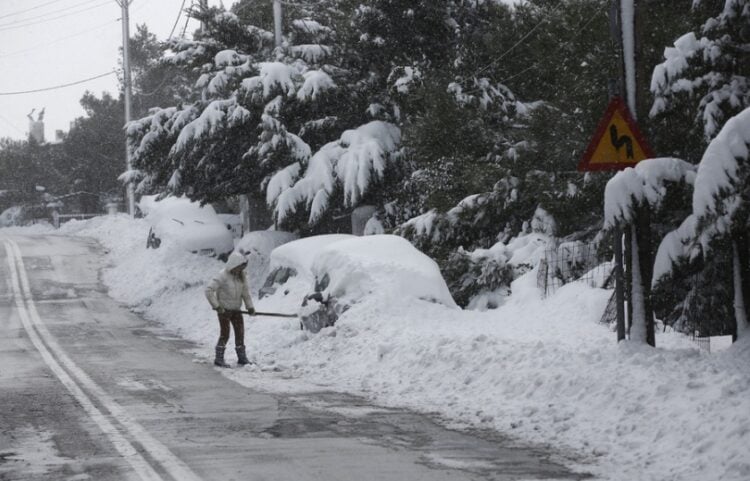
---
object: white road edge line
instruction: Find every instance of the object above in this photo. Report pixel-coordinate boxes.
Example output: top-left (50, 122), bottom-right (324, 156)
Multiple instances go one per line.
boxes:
top-left (4, 238), bottom-right (203, 481)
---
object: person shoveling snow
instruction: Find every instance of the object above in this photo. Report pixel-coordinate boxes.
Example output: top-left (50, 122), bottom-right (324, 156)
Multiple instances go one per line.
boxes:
top-left (205, 252), bottom-right (255, 367)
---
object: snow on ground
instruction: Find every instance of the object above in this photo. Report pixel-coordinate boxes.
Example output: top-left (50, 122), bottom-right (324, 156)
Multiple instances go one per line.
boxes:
top-left (6, 216), bottom-right (750, 481)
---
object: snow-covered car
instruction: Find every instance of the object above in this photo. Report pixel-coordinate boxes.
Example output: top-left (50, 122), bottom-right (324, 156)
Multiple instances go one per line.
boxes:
top-left (0, 206), bottom-right (25, 227)
top-left (300, 235), bottom-right (458, 332)
top-left (216, 213), bottom-right (243, 238)
top-left (258, 234), bottom-right (355, 303)
top-left (234, 230), bottom-right (298, 288)
top-left (139, 196), bottom-right (234, 259)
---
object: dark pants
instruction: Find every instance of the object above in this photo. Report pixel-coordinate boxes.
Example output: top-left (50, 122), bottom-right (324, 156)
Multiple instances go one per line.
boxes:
top-left (217, 311), bottom-right (244, 347)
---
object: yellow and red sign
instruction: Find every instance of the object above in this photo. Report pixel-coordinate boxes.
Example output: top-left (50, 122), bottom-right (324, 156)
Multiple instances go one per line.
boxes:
top-left (578, 97), bottom-right (654, 172)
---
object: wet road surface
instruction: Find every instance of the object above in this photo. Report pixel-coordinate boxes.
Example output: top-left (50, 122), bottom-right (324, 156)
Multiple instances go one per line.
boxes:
top-left (0, 234), bottom-right (589, 481)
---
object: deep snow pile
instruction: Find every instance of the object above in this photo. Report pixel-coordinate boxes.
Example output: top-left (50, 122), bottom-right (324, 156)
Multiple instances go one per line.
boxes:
top-left (23, 216), bottom-right (750, 481)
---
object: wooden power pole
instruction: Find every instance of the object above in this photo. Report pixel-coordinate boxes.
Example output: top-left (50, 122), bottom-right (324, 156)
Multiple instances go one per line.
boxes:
top-left (116, 0), bottom-right (135, 217)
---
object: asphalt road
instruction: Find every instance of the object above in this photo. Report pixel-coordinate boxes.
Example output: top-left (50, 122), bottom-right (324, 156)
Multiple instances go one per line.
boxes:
top-left (0, 233), bottom-right (588, 481)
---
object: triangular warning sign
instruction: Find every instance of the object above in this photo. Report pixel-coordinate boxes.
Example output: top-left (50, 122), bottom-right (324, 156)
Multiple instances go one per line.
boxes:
top-left (578, 97), bottom-right (654, 172)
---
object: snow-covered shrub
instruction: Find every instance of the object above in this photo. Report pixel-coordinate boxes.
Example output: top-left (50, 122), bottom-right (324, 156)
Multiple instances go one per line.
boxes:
top-left (441, 232), bottom-right (551, 309)
top-left (442, 246), bottom-right (514, 309)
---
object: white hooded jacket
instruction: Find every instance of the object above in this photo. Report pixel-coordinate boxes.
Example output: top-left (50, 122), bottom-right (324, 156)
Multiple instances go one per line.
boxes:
top-left (205, 252), bottom-right (254, 311)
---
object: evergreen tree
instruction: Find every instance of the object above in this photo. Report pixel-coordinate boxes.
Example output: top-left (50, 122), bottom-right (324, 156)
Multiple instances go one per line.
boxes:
top-left (650, 0), bottom-right (750, 142)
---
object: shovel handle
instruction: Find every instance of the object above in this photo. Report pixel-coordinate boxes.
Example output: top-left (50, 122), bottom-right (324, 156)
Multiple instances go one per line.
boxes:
top-left (240, 310), bottom-right (297, 318)
top-left (213, 308), bottom-right (297, 318)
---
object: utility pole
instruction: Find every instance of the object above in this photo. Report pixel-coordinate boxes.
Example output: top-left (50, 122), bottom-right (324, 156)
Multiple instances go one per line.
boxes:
top-left (273, 0), bottom-right (282, 48)
top-left (116, 0), bottom-right (135, 217)
top-left (610, 0), bottom-right (655, 346)
top-left (199, 0), bottom-right (208, 33)
top-left (609, 0), bottom-right (627, 342)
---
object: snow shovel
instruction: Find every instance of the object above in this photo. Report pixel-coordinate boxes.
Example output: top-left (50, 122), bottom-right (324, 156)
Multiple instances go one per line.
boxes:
top-left (238, 310), bottom-right (297, 318)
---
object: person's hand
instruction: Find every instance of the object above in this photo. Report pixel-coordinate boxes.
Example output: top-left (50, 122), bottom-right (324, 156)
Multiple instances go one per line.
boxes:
top-left (247, 307), bottom-right (256, 315)
top-left (216, 306), bottom-right (225, 314)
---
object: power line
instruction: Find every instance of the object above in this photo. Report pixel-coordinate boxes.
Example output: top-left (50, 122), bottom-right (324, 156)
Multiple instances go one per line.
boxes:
top-left (0, 0), bottom-right (65, 21)
top-left (0, 71), bottom-right (116, 96)
top-left (0, 0), bottom-right (110, 32)
top-left (0, 19), bottom-right (118, 59)
top-left (498, 6), bottom-right (607, 86)
top-left (169, 0), bottom-right (188, 40)
top-left (0, 0), bottom-right (102, 28)
top-left (473, 2), bottom-right (565, 78)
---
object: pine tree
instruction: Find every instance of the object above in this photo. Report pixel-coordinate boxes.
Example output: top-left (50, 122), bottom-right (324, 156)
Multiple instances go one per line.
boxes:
top-left (650, 0), bottom-right (750, 142)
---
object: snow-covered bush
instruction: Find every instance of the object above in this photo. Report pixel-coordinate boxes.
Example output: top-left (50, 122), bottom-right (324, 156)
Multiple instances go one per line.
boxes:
top-left (442, 246), bottom-right (514, 309)
top-left (442, 232), bottom-right (550, 309)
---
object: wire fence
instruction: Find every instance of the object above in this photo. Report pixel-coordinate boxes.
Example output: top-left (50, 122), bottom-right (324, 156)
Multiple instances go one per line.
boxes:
top-left (691, 334), bottom-right (711, 353)
top-left (537, 240), bottom-right (614, 297)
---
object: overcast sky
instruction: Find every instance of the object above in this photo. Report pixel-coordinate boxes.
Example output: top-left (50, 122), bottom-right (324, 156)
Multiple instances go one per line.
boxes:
top-left (0, 0), bottom-right (236, 141)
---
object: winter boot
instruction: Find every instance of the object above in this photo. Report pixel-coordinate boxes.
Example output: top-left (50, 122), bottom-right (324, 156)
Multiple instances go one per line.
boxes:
top-left (236, 345), bottom-right (251, 366)
top-left (214, 345), bottom-right (230, 368)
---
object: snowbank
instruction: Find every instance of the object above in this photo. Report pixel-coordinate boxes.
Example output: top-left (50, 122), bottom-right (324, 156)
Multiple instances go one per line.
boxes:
top-left (17, 216), bottom-right (749, 481)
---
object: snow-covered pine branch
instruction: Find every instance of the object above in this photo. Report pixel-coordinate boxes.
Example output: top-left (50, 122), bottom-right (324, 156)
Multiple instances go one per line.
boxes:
top-left (268, 121), bottom-right (401, 225)
top-left (650, 0), bottom-right (750, 139)
top-left (692, 105), bottom-right (750, 240)
top-left (603, 158), bottom-right (696, 230)
top-left (652, 215), bottom-right (701, 285)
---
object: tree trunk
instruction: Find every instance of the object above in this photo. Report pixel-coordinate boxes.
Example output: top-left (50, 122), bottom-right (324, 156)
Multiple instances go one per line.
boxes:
top-left (732, 240), bottom-right (748, 340)
top-left (636, 205), bottom-right (655, 346)
top-left (629, 207), bottom-right (655, 346)
top-left (240, 192), bottom-right (272, 233)
top-left (625, 225), bottom-right (633, 335)
top-left (630, 227), bottom-right (648, 343)
top-left (738, 231), bottom-right (750, 338)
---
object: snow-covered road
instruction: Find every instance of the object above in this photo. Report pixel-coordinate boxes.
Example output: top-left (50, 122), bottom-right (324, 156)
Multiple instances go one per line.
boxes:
top-left (0, 233), bottom-right (584, 481)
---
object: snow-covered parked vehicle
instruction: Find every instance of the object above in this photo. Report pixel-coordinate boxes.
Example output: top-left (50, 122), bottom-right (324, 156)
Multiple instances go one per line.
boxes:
top-left (259, 234), bottom-right (355, 302)
top-left (300, 235), bottom-right (458, 332)
top-left (234, 230), bottom-right (298, 288)
top-left (139, 196), bottom-right (234, 259)
top-left (0, 206), bottom-right (25, 227)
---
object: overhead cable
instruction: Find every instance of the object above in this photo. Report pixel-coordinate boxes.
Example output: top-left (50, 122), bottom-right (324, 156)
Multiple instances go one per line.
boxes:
top-left (0, 0), bottom-right (110, 32)
top-left (0, 71), bottom-right (116, 96)
top-left (0, 19), bottom-right (117, 59)
top-left (0, 0), bottom-right (64, 21)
